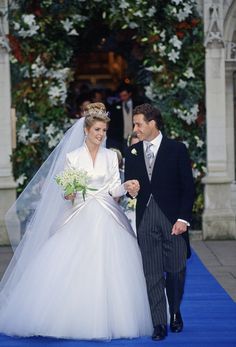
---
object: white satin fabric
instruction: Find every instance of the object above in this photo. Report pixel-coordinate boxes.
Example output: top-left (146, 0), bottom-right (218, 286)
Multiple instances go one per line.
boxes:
top-left (0, 145), bottom-right (152, 340)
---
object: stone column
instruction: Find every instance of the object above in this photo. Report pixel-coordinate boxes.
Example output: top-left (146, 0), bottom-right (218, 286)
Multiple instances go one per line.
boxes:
top-left (226, 63), bottom-right (236, 213)
top-left (202, 0), bottom-right (236, 239)
top-left (0, 0), bottom-right (16, 245)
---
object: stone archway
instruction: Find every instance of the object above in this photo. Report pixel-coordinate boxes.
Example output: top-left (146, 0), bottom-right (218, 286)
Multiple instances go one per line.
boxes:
top-left (202, 0), bottom-right (236, 239)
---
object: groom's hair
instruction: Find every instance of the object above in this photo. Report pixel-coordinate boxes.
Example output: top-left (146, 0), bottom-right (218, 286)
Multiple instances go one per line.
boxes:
top-left (133, 103), bottom-right (164, 131)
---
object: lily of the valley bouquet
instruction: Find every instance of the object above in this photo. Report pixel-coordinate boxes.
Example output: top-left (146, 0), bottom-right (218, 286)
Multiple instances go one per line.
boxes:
top-left (55, 168), bottom-right (95, 202)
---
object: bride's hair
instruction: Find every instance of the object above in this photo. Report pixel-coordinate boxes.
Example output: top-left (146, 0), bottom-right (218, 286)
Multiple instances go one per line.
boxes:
top-left (83, 102), bottom-right (110, 128)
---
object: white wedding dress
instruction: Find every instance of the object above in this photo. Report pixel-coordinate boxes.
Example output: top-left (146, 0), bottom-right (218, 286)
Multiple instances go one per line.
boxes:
top-left (0, 145), bottom-right (152, 340)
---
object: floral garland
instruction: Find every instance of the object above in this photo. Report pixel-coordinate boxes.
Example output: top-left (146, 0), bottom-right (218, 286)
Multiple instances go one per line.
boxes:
top-left (8, 0), bottom-right (205, 227)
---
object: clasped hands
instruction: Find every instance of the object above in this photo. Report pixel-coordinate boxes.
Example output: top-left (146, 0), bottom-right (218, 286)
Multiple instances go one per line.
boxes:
top-left (124, 179), bottom-right (140, 198)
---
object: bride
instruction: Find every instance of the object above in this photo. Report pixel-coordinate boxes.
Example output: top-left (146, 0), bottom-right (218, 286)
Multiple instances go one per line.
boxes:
top-left (0, 103), bottom-right (152, 340)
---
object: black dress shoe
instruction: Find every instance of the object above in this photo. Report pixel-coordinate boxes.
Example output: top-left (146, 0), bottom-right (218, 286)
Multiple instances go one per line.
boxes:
top-left (170, 311), bottom-right (183, 333)
top-left (152, 324), bottom-right (167, 341)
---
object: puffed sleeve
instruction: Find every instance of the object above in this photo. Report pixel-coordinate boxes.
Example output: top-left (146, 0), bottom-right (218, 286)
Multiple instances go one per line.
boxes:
top-left (108, 152), bottom-right (127, 198)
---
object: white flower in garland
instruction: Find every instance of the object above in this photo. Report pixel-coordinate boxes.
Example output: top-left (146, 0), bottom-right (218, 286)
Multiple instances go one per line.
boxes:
top-left (61, 18), bottom-right (74, 32)
top-left (13, 21), bottom-right (20, 30)
top-left (192, 168), bottom-right (201, 178)
top-left (47, 67), bottom-right (71, 82)
top-left (184, 67), bottom-right (195, 79)
top-left (46, 124), bottom-right (64, 148)
top-left (18, 125), bottom-right (30, 144)
top-left (72, 14), bottom-right (88, 23)
top-left (194, 136), bottom-right (204, 148)
top-left (145, 65), bottom-right (163, 73)
top-left (171, 0), bottom-right (183, 5)
top-left (48, 82), bottom-right (67, 105)
top-left (129, 22), bottom-right (138, 29)
top-left (10, 55), bottom-right (18, 64)
top-left (16, 174), bottom-right (27, 186)
top-left (158, 43), bottom-right (166, 57)
top-left (48, 86), bottom-right (61, 99)
top-left (46, 124), bottom-right (58, 137)
top-left (134, 10), bottom-right (143, 17)
top-left (22, 14), bottom-right (36, 27)
top-left (170, 130), bottom-right (179, 139)
top-left (169, 35), bottom-right (182, 50)
top-left (23, 99), bottom-right (35, 108)
top-left (68, 29), bottom-right (79, 36)
top-left (18, 14), bottom-right (40, 38)
top-left (175, 4), bottom-right (193, 22)
top-left (29, 133), bottom-right (40, 143)
top-left (42, 0), bottom-right (53, 7)
top-left (177, 79), bottom-right (187, 89)
top-left (168, 49), bottom-right (180, 63)
top-left (119, 0), bottom-right (129, 9)
top-left (48, 131), bottom-right (64, 148)
top-left (174, 104), bottom-right (199, 125)
top-left (175, 10), bottom-right (188, 22)
top-left (31, 57), bottom-right (47, 78)
top-left (18, 25), bottom-right (40, 38)
top-left (160, 30), bottom-right (166, 41)
top-left (147, 6), bottom-right (156, 17)
top-left (145, 82), bottom-right (158, 101)
top-left (183, 3), bottom-right (193, 16)
top-left (20, 66), bottom-right (30, 78)
top-left (190, 104), bottom-right (199, 118)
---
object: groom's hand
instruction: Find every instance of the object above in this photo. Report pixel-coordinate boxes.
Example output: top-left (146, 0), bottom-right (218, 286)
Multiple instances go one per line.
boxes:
top-left (124, 180), bottom-right (140, 198)
top-left (171, 221), bottom-right (187, 235)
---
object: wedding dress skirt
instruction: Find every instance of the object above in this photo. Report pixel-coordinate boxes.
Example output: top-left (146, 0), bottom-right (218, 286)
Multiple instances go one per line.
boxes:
top-left (0, 193), bottom-right (152, 340)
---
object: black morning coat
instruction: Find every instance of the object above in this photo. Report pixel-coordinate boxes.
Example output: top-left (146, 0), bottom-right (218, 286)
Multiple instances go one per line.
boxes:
top-left (125, 137), bottom-right (195, 258)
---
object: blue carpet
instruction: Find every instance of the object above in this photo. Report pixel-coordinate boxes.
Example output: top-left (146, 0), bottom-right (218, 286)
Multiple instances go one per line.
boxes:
top-left (0, 250), bottom-right (236, 347)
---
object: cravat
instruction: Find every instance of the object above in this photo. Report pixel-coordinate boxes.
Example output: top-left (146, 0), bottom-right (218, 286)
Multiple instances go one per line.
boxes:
top-left (124, 101), bottom-right (130, 113)
top-left (146, 143), bottom-right (154, 166)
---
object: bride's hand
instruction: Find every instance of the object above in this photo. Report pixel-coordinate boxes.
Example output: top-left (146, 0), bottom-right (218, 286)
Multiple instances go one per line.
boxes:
top-left (124, 180), bottom-right (140, 198)
top-left (64, 193), bottom-right (76, 201)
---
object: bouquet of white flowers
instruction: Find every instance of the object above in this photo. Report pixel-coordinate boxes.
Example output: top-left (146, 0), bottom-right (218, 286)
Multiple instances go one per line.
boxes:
top-left (55, 168), bottom-right (95, 201)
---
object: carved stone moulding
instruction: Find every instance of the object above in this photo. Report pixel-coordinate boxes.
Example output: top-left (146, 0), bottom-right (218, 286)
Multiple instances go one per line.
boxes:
top-left (205, 1), bottom-right (225, 47)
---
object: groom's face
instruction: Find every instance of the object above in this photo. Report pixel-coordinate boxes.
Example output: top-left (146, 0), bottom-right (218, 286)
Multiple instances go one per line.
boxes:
top-left (133, 114), bottom-right (158, 141)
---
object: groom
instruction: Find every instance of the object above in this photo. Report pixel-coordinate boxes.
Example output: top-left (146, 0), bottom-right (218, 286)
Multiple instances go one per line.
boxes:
top-left (125, 104), bottom-right (195, 341)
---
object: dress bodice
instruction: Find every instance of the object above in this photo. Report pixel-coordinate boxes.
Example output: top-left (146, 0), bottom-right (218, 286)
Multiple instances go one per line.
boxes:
top-left (66, 144), bottom-right (122, 195)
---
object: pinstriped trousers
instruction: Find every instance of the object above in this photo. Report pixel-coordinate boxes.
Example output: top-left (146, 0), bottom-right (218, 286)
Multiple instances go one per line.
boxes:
top-left (138, 197), bottom-right (187, 326)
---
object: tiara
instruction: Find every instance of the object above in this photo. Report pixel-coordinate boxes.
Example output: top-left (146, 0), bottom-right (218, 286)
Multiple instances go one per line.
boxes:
top-left (83, 110), bottom-right (110, 118)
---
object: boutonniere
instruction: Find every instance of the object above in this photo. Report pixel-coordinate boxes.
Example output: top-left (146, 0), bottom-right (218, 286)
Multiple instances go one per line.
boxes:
top-left (131, 148), bottom-right (137, 156)
top-left (116, 105), bottom-right (121, 109)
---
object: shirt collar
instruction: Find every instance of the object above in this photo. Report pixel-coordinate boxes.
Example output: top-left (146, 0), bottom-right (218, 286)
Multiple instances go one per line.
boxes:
top-left (144, 131), bottom-right (162, 147)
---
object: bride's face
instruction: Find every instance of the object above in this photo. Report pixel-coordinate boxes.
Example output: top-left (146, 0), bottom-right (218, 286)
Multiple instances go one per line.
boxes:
top-left (85, 121), bottom-right (107, 147)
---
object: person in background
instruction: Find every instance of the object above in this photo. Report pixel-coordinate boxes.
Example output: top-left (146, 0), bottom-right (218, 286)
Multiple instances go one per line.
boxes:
top-left (75, 93), bottom-right (92, 119)
top-left (90, 89), bottom-right (104, 103)
top-left (106, 83), bottom-right (143, 154)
